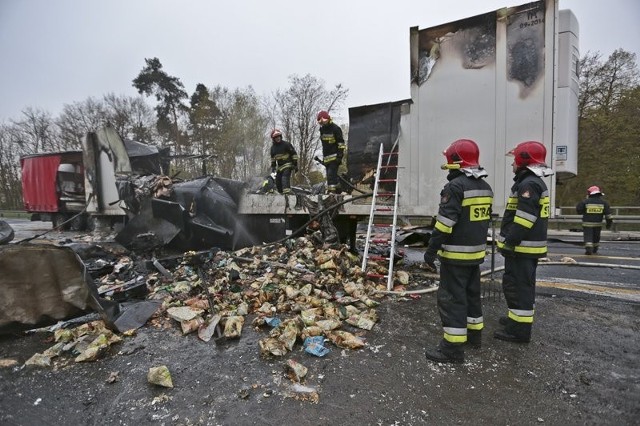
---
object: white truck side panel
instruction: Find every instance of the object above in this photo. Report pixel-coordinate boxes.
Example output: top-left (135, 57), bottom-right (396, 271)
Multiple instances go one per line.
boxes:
top-left (398, 0), bottom-right (572, 217)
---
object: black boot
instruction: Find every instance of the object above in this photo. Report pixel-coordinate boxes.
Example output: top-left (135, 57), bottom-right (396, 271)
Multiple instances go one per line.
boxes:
top-left (467, 331), bottom-right (482, 349)
top-left (425, 341), bottom-right (464, 364)
top-left (493, 329), bottom-right (530, 343)
top-left (499, 316), bottom-right (509, 326)
top-left (585, 247), bottom-right (593, 255)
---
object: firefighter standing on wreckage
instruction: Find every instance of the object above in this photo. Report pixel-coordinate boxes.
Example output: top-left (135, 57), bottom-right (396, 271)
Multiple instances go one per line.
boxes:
top-left (495, 141), bottom-right (553, 344)
top-left (575, 185), bottom-right (613, 255)
top-left (269, 129), bottom-right (299, 195)
top-left (423, 139), bottom-right (494, 364)
top-left (316, 110), bottom-right (345, 194)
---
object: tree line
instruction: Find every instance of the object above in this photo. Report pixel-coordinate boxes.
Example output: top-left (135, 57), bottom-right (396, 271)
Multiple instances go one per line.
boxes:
top-left (556, 49), bottom-right (640, 209)
top-left (1, 50), bottom-right (638, 211)
top-left (0, 58), bottom-right (348, 209)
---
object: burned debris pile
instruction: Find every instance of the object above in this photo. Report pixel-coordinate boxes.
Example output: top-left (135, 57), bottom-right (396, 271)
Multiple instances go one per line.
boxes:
top-left (3, 233), bottom-right (434, 384)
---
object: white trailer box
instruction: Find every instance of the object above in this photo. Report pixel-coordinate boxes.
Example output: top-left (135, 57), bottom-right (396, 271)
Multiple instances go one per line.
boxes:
top-left (347, 0), bottom-right (578, 218)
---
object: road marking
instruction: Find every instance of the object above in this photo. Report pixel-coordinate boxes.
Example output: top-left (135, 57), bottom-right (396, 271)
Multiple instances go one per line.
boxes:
top-left (537, 279), bottom-right (640, 302)
top-left (550, 253), bottom-right (640, 262)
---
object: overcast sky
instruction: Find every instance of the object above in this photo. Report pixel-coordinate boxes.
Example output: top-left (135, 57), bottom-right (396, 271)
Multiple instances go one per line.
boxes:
top-left (1, 0), bottom-right (639, 123)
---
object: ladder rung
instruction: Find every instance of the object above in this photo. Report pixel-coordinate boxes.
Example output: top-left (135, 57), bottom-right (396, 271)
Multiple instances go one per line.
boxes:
top-left (378, 179), bottom-right (397, 183)
top-left (376, 193), bottom-right (394, 197)
top-left (371, 238), bottom-right (390, 243)
top-left (381, 152), bottom-right (398, 156)
top-left (367, 273), bottom-right (388, 279)
top-left (376, 207), bottom-right (393, 211)
top-left (372, 224), bottom-right (393, 227)
top-left (380, 165), bottom-right (398, 169)
top-left (368, 255), bottom-right (389, 261)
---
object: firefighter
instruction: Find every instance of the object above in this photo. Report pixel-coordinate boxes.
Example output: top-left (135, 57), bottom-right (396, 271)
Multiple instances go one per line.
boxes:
top-left (496, 141), bottom-right (553, 343)
top-left (317, 110), bottom-right (346, 194)
top-left (576, 186), bottom-right (613, 255)
top-left (423, 139), bottom-right (494, 364)
top-left (269, 129), bottom-right (299, 195)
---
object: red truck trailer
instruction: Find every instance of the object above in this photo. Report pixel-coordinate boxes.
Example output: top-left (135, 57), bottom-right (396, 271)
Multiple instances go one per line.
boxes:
top-left (20, 151), bottom-right (89, 230)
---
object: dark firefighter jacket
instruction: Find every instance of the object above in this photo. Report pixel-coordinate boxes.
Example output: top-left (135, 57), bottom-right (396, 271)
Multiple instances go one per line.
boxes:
top-left (576, 195), bottom-right (612, 227)
top-left (425, 169), bottom-right (494, 265)
top-left (498, 169), bottom-right (550, 258)
top-left (270, 140), bottom-right (298, 173)
top-left (319, 122), bottom-right (345, 164)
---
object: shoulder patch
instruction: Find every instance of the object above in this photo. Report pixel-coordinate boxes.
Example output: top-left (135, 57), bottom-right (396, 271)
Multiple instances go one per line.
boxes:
top-left (440, 193), bottom-right (450, 204)
top-left (521, 190), bottom-right (531, 198)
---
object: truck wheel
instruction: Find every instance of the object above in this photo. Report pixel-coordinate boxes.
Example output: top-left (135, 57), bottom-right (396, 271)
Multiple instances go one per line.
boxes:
top-left (69, 213), bottom-right (87, 231)
top-left (52, 213), bottom-right (70, 230)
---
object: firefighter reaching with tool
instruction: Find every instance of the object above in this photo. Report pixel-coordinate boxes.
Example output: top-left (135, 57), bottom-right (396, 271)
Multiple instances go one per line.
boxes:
top-left (495, 141), bottom-right (553, 344)
top-left (269, 129), bottom-right (299, 195)
top-left (316, 110), bottom-right (346, 194)
top-left (576, 185), bottom-right (613, 255)
top-left (423, 139), bottom-right (494, 364)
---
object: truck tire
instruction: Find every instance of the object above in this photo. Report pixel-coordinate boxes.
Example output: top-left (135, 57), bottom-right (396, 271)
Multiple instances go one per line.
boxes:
top-left (69, 213), bottom-right (87, 231)
top-left (52, 213), bottom-right (70, 231)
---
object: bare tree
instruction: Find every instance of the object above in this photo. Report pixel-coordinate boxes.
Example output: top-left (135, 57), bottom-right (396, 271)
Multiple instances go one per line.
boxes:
top-left (211, 86), bottom-right (268, 180)
top-left (266, 74), bottom-right (348, 178)
top-left (56, 97), bottom-right (108, 149)
top-left (0, 124), bottom-right (23, 209)
top-left (8, 108), bottom-right (59, 154)
top-left (103, 93), bottom-right (157, 142)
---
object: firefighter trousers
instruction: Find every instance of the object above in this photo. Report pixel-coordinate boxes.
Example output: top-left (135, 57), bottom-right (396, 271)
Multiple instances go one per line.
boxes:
top-left (582, 226), bottom-right (602, 253)
top-left (437, 262), bottom-right (483, 345)
top-left (502, 256), bottom-right (538, 339)
top-left (325, 161), bottom-right (340, 193)
top-left (276, 168), bottom-right (292, 194)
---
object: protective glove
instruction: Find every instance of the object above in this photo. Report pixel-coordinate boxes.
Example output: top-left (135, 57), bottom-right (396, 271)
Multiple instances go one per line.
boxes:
top-left (423, 252), bottom-right (438, 273)
top-left (270, 172), bottom-right (277, 180)
top-left (337, 155), bottom-right (343, 164)
top-left (499, 244), bottom-right (516, 257)
top-left (293, 164), bottom-right (298, 173)
top-left (314, 156), bottom-right (324, 166)
top-left (606, 219), bottom-right (613, 230)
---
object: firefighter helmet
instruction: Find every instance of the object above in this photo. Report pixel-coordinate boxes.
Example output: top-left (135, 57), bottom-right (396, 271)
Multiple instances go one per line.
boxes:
top-left (270, 129), bottom-right (282, 140)
top-left (587, 185), bottom-right (602, 195)
top-left (507, 141), bottom-right (547, 168)
top-left (442, 139), bottom-right (480, 169)
top-left (317, 110), bottom-right (331, 123)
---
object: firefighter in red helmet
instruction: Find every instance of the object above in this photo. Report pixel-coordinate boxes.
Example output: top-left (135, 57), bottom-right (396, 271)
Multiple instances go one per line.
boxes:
top-left (269, 129), bottom-right (298, 195)
top-left (496, 141), bottom-right (553, 343)
top-left (423, 139), bottom-right (494, 364)
top-left (316, 110), bottom-right (345, 194)
top-left (575, 185), bottom-right (612, 254)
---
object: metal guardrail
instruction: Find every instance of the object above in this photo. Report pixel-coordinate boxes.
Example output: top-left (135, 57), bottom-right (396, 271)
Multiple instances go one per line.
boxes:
top-left (557, 206), bottom-right (640, 216)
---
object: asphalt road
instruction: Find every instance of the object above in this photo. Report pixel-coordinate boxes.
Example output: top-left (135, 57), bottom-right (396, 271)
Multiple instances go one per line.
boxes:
top-left (1, 219), bottom-right (639, 425)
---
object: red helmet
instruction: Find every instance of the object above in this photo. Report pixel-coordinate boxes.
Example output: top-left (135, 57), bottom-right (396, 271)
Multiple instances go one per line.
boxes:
top-left (442, 139), bottom-right (480, 169)
top-left (270, 129), bottom-right (282, 140)
top-left (317, 110), bottom-right (331, 122)
top-left (508, 141), bottom-right (547, 168)
top-left (587, 185), bottom-right (602, 195)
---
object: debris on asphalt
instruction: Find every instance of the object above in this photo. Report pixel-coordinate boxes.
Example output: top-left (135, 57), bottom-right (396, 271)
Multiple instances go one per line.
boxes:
top-left (148, 365), bottom-right (174, 388)
top-left (284, 359), bottom-right (308, 383)
top-left (0, 358), bottom-right (19, 368)
top-left (106, 371), bottom-right (119, 384)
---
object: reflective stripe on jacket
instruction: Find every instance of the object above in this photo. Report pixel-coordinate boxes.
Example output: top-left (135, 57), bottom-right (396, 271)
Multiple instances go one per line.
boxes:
top-left (426, 170), bottom-right (494, 265)
top-left (270, 140), bottom-right (298, 172)
top-left (319, 122), bottom-right (345, 162)
top-left (576, 196), bottom-right (612, 227)
top-left (499, 170), bottom-right (549, 258)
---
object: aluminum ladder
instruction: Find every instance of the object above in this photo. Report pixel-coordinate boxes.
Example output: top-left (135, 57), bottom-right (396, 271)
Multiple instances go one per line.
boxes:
top-left (361, 143), bottom-right (400, 291)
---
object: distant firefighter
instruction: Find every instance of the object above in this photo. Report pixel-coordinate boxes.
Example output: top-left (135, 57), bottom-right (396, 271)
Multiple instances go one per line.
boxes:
top-left (575, 186), bottom-right (613, 255)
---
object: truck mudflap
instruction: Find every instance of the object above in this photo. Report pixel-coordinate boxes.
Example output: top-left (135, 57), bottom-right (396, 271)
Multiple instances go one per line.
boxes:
top-left (0, 244), bottom-right (121, 334)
